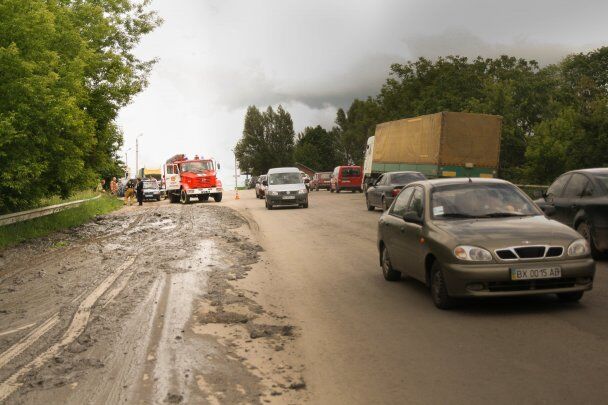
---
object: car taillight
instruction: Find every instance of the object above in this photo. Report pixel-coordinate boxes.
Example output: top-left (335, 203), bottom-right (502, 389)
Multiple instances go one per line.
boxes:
top-left (392, 188), bottom-right (401, 197)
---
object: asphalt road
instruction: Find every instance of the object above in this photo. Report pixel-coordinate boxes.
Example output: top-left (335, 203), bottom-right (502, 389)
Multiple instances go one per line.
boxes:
top-left (227, 189), bottom-right (608, 405)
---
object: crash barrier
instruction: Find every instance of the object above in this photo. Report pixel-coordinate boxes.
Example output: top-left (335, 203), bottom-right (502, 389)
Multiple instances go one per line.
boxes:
top-left (516, 184), bottom-right (549, 199)
top-left (0, 195), bottom-right (102, 227)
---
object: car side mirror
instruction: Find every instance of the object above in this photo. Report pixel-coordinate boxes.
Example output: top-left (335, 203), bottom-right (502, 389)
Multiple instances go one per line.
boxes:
top-left (217, 163), bottom-right (221, 170)
top-left (403, 211), bottom-right (423, 225)
top-left (262, 180), bottom-right (268, 186)
top-left (543, 205), bottom-right (556, 217)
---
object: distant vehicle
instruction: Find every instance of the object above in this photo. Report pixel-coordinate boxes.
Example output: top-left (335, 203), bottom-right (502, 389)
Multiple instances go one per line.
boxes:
top-left (330, 166), bottom-right (363, 193)
top-left (143, 179), bottom-right (161, 201)
top-left (311, 172), bottom-right (332, 191)
top-left (264, 167), bottom-right (309, 209)
top-left (366, 171), bottom-right (426, 211)
top-left (377, 178), bottom-right (595, 309)
top-left (163, 154), bottom-right (222, 204)
top-left (363, 112), bottom-right (502, 190)
top-left (535, 168), bottom-right (608, 259)
top-left (255, 175), bottom-right (268, 199)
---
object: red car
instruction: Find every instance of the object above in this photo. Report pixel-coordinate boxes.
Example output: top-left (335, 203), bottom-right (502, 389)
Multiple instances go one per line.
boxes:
top-left (311, 172), bottom-right (332, 191)
top-left (330, 166), bottom-right (363, 193)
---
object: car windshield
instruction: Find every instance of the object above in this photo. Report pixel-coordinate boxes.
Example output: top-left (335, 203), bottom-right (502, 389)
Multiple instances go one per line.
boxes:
top-left (143, 181), bottom-right (158, 189)
top-left (268, 172), bottom-right (301, 185)
top-left (390, 173), bottom-right (425, 185)
top-left (431, 183), bottom-right (541, 219)
top-left (341, 168), bottom-right (360, 177)
top-left (181, 160), bottom-right (214, 173)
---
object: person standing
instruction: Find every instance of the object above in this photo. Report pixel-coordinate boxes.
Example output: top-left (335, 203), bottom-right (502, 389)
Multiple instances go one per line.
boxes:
top-left (110, 177), bottom-right (118, 195)
top-left (124, 179), bottom-right (135, 206)
top-left (96, 179), bottom-right (106, 192)
top-left (136, 177), bottom-right (144, 206)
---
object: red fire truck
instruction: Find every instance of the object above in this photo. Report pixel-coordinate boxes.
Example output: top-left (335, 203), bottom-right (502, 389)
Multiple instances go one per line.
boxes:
top-left (162, 154), bottom-right (223, 204)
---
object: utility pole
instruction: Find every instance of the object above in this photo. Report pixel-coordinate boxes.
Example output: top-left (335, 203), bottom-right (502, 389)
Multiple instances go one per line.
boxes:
top-left (135, 133), bottom-right (143, 177)
top-left (233, 148), bottom-right (239, 200)
top-left (124, 147), bottom-right (132, 178)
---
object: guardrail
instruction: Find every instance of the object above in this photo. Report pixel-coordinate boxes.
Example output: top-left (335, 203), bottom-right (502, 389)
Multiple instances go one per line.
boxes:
top-left (0, 195), bottom-right (102, 227)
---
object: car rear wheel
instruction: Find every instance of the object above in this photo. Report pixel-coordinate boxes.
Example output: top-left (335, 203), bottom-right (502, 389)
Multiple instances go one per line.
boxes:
top-left (577, 221), bottom-right (604, 260)
top-left (381, 246), bottom-right (401, 281)
top-left (557, 291), bottom-right (584, 302)
top-left (430, 262), bottom-right (455, 310)
top-left (366, 195), bottom-right (375, 211)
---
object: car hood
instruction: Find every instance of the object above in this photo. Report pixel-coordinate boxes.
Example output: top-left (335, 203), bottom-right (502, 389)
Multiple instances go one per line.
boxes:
top-left (267, 183), bottom-right (306, 192)
top-left (433, 215), bottom-right (581, 249)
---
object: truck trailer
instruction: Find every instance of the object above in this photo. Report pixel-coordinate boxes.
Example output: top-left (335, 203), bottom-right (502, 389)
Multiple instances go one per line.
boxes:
top-left (363, 111), bottom-right (502, 188)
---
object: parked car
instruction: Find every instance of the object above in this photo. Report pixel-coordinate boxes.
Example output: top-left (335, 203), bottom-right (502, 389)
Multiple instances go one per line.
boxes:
top-left (255, 175), bottom-right (267, 199)
top-left (311, 172), bottom-right (332, 191)
top-left (366, 171), bottom-right (426, 211)
top-left (378, 178), bottom-right (595, 309)
top-left (264, 167), bottom-right (309, 209)
top-left (535, 168), bottom-right (608, 259)
top-left (330, 165), bottom-right (363, 193)
top-left (143, 179), bottom-right (161, 201)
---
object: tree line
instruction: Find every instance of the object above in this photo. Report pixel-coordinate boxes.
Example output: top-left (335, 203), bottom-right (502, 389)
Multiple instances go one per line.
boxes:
top-left (237, 47), bottom-right (608, 184)
top-left (0, 0), bottom-right (161, 213)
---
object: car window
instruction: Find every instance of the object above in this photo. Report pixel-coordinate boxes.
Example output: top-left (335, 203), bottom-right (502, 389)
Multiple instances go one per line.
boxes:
top-left (591, 173), bottom-right (608, 195)
top-left (341, 167), bottom-right (361, 177)
top-left (390, 187), bottom-right (414, 218)
top-left (390, 173), bottom-right (425, 185)
top-left (562, 174), bottom-right (589, 198)
top-left (546, 174), bottom-right (571, 198)
top-left (406, 187), bottom-right (424, 220)
top-left (375, 174), bottom-right (385, 186)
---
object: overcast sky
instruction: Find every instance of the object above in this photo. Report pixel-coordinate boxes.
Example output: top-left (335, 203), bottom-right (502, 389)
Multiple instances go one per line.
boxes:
top-left (117, 0), bottom-right (608, 185)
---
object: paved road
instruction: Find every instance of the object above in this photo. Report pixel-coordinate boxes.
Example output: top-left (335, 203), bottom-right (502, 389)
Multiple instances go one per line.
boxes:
top-left (227, 189), bottom-right (608, 404)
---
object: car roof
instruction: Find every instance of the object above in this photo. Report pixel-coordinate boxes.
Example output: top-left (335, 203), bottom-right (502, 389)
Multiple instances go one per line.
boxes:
top-left (568, 168), bottom-right (608, 175)
top-left (385, 171), bottom-right (424, 175)
top-left (413, 177), bottom-right (511, 188)
top-left (267, 167), bottom-right (300, 174)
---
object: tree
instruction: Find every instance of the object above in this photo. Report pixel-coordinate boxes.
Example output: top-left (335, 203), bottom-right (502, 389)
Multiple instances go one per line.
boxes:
top-left (0, 0), bottom-right (161, 213)
top-left (235, 105), bottom-right (295, 175)
top-left (293, 125), bottom-right (340, 171)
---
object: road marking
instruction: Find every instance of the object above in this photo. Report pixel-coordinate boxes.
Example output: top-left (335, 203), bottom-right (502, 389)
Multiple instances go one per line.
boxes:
top-left (0, 257), bottom-right (136, 401)
top-left (0, 322), bottom-right (36, 338)
top-left (0, 316), bottom-right (58, 369)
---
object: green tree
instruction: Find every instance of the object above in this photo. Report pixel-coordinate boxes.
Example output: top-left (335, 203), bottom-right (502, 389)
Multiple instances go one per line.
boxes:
top-left (235, 105), bottom-right (295, 175)
top-left (0, 0), bottom-right (160, 213)
top-left (293, 125), bottom-right (340, 171)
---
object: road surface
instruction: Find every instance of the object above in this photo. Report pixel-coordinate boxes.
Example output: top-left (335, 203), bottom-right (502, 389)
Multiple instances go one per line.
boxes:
top-left (0, 189), bottom-right (607, 404)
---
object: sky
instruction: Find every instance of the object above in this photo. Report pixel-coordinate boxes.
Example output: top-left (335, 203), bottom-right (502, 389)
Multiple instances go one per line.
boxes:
top-left (117, 0), bottom-right (608, 186)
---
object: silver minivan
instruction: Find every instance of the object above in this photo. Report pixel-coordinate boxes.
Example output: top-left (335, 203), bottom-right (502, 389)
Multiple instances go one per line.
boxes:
top-left (263, 167), bottom-right (309, 209)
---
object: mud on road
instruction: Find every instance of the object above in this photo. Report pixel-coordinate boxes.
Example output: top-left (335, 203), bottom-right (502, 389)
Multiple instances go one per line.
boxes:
top-left (0, 202), bottom-right (306, 404)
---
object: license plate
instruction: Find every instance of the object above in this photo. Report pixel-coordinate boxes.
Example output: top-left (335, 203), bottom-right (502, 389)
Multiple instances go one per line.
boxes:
top-left (282, 195), bottom-right (296, 200)
top-left (145, 194), bottom-right (153, 197)
top-left (510, 267), bottom-right (561, 281)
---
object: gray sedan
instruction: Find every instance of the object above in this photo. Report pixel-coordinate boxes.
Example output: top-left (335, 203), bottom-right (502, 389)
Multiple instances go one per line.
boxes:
top-left (377, 178), bottom-right (595, 309)
top-left (366, 171), bottom-right (425, 211)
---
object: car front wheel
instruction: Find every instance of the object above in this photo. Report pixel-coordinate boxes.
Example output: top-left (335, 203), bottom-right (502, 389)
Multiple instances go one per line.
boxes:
top-left (430, 262), bottom-right (455, 310)
top-left (366, 195), bottom-right (375, 211)
top-left (381, 246), bottom-right (401, 281)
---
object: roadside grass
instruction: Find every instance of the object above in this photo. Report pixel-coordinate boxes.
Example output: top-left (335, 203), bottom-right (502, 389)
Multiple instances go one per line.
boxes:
top-left (33, 190), bottom-right (100, 210)
top-left (0, 194), bottom-right (123, 250)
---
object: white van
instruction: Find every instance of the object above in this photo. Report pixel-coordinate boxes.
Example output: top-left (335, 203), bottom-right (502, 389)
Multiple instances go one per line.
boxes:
top-left (263, 167), bottom-right (309, 210)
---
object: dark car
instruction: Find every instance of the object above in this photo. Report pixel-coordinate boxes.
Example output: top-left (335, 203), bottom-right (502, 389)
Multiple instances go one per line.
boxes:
top-left (143, 179), bottom-right (161, 201)
top-left (366, 171), bottom-right (426, 211)
top-left (377, 178), bottom-right (595, 309)
top-left (535, 168), bottom-right (608, 259)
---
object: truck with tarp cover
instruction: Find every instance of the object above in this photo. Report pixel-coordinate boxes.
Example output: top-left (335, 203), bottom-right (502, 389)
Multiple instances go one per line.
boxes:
top-left (363, 112), bottom-right (502, 188)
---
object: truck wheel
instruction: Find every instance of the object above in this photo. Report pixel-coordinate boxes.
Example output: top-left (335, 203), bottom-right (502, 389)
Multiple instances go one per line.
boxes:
top-left (180, 189), bottom-right (190, 204)
top-left (213, 193), bottom-right (222, 202)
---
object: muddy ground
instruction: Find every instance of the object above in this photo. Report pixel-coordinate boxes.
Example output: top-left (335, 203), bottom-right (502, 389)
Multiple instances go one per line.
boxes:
top-left (0, 201), bottom-right (306, 404)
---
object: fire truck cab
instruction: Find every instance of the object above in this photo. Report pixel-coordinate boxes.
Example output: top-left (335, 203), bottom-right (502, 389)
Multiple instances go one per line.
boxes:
top-left (163, 154), bottom-right (223, 204)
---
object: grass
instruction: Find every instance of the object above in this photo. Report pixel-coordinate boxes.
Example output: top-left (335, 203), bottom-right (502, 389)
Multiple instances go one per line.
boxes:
top-left (0, 194), bottom-right (123, 250)
top-left (32, 190), bottom-right (100, 210)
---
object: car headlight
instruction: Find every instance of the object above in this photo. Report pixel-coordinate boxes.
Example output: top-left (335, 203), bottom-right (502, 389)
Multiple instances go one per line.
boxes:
top-left (267, 191), bottom-right (278, 196)
top-left (454, 245), bottom-right (493, 262)
top-left (567, 239), bottom-right (590, 257)
top-left (298, 189), bottom-right (307, 194)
